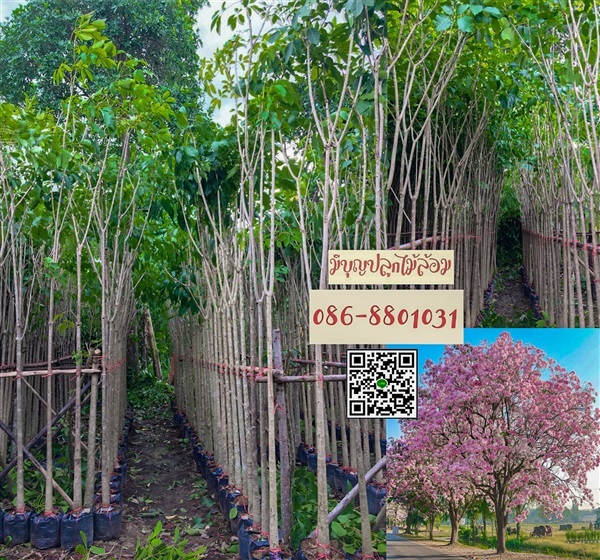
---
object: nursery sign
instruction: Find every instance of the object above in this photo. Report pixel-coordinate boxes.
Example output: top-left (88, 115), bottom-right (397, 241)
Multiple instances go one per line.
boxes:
top-left (328, 250), bottom-right (454, 284)
top-left (309, 289), bottom-right (463, 344)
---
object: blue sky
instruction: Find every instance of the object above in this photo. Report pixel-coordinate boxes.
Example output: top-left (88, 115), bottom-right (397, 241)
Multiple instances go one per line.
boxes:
top-left (385, 328), bottom-right (600, 507)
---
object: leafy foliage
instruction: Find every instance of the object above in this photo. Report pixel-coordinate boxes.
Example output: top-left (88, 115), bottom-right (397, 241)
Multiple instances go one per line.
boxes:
top-left (134, 521), bottom-right (207, 559)
top-left (0, 0), bottom-right (206, 108)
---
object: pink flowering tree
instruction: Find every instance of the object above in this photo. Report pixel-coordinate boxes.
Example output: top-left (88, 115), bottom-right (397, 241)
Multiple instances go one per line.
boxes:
top-left (398, 332), bottom-right (600, 553)
top-left (387, 440), bottom-right (443, 538)
top-left (388, 437), bottom-right (475, 543)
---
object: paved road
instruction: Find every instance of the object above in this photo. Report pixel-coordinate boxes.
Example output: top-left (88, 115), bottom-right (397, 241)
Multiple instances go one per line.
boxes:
top-left (386, 535), bottom-right (468, 559)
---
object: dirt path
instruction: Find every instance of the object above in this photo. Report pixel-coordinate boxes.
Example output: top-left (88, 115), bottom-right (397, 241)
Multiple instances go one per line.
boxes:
top-left (478, 268), bottom-right (533, 326)
top-left (0, 406), bottom-right (236, 560)
top-left (491, 271), bottom-right (531, 323)
top-left (114, 407), bottom-right (237, 559)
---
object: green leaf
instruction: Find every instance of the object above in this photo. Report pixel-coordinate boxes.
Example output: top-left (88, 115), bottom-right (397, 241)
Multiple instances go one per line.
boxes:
top-left (307, 28), bottom-right (320, 45)
top-left (469, 4), bottom-right (483, 15)
top-left (356, 100), bottom-right (371, 115)
top-left (91, 19), bottom-right (106, 30)
top-left (345, 0), bottom-right (364, 16)
top-left (229, 507), bottom-right (238, 519)
top-left (501, 27), bottom-right (515, 43)
top-left (434, 14), bottom-right (453, 31)
top-left (90, 545), bottom-right (106, 554)
top-left (331, 521), bottom-right (347, 537)
top-left (441, 5), bottom-right (454, 14)
top-left (284, 42), bottom-right (294, 63)
top-left (483, 6), bottom-right (502, 16)
top-left (457, 16), bottom-right (473, 32)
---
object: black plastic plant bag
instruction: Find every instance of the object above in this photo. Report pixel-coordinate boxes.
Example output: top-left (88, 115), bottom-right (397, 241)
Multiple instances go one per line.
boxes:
top-left (238, 522), bottom-right (270, 560)
top-left (30, 511), bottom-right (61, 549)
top-left (326, 463), bottom-right (338, 487)
top-left (94, 504), bottom-right (122, 541)
top-left (60, 509), bottom-right (93, 550)
top-left (366, 485), bottom-right (386, 515)
top-left (3, 510), bottom-right (31, 546)
top-left (297, 444), bottom-right (308, 466)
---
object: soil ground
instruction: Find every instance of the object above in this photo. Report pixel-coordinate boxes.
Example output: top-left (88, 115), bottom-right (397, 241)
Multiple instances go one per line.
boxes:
top-left (0, 406), bottom-right (237, 560)
top-left (476, 267), bottom-right (534, 327)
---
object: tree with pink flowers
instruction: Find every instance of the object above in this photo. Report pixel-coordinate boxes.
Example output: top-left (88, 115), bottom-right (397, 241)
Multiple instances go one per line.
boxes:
top-left (390, 332), bottom-right (600, 553)
top-left (387, 439), bottom-right (475, 543)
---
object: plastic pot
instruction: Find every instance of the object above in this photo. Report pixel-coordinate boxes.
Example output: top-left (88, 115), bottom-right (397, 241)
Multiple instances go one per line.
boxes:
top-left (326, 463), bottom-right (339, 488)
top-left (60, 509), bottom-right (94, 550)
top-left (207, 468), bottom-right (227, 496)
top-left (30, 511), bottom-right (62, 549)
top-left (3, 510), bottom-right (31, 546)
top-left (201, 454), bottom-right (215, 479)
top-left (206, 466), bottom-right (221, 494)
top-left (94, 504), bottom-right (123, 541)
top-left (297, 444), bottom-right (308, 466)
top-left (114, 462), bottom-right (127, 487)
top-left (307, 451), bottom-right (317, 473)
top-left (229, 501), bottom-right (248, 535)
top-left (238, 522), bottom-right (270, 560)
top-left (217, 486), bottom-right (229, 516)
top-left (366, 484), bottom-right (386, 515)
top-left (221, 487), bottom-right (242, 521)
top-left (334, 467), bottom-right (346, 493)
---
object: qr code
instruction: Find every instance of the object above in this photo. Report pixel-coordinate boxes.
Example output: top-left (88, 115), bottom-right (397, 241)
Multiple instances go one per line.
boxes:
top-left (346, 349), bottom-right (418, 419)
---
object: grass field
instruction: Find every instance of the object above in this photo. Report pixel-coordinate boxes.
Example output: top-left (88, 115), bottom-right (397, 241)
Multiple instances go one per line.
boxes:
top-left (393, 523), bottom-right (600, 559)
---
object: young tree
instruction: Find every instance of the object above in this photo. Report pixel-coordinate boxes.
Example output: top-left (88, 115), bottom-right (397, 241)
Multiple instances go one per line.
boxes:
top-left (402, 332), bottom-right (600, 553)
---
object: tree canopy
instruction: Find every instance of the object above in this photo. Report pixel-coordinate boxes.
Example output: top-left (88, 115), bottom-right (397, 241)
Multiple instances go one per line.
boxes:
top-left (0, 0), bottom-right (206, 107)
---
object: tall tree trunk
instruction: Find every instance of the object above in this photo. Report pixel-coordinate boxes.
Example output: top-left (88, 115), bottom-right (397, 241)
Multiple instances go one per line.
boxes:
top-left (495, 507), bottom-right (507, 553)
top-left (448, 503), bottom-right (459, 545)
top-left (143, 307), bottom-right (161, 380)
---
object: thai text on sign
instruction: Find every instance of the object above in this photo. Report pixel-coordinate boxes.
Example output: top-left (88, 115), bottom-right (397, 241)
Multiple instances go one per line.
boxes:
top-left (328, 250), bottom-right (454, 285)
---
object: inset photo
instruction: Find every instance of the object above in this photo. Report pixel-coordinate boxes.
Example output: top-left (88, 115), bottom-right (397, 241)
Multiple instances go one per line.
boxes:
top-left (386, 329), bottom-right (600, 560)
